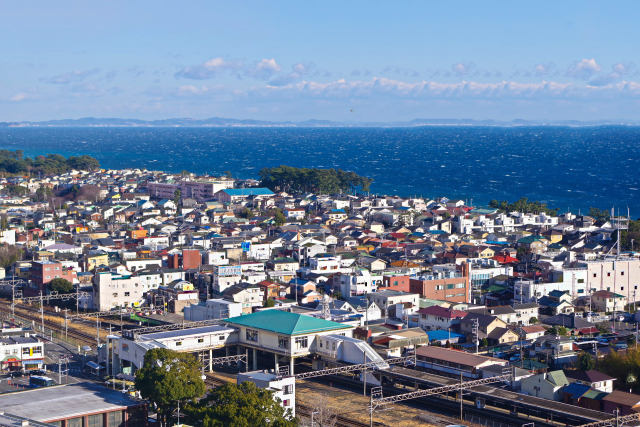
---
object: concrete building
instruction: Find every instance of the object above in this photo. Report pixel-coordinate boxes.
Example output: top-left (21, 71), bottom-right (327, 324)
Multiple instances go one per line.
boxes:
top-left (148, 178), bottom-right (233, 201)
top-left (409, 264), bottom-right (470, 303)
top-left (0, 382), bottom-right (147, 426)
top-left (185, 298), bottom-right (244, 321)
top-left (225, 310), bottom-right (353, 374)
top-left (237, 370), bottom-right (296, 419)
top-left (368, 290), bottom-right (420, 319)
top-left (31, 260), bottom-right (77, 291)
top-left (109, 325), bottom-right (236, 376)
top-left (0, 333), bottom-right (44, 372)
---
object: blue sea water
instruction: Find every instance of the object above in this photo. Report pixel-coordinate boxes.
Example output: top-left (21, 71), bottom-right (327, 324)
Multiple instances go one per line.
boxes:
top-left (0, 126), bottom-right (639, 215)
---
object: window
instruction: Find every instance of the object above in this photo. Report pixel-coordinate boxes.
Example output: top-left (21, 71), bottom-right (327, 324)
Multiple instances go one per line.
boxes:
top-left (447, 284), bottom-right (454, 289)
top-left (455, 283), bottom-right (465, 289)
top-left (108, 410), bottom-right (124, 427)
top-left (607, 273), bottom-right (611, 277)
top-left (124, 292), bottom-right (130, 297)
top-left (175, 341), bottom-right (182, 346)
top-left (283, 384), bottom-right (293, 394)
top-left (295, 336), bottom-right (308, 349)
top-left (246, 329), bottom-right (258, 342)
top-left (112, 293), bottom-right (118, 297)
top-left (435, 285), bottom-right (444, 291)
top-left (278, 336), bottom-right (288, 349)
top-left (198, 338), bottom-right (204, 343)
top-left (593, 273), bottom-right (597, 278)
top-left (87, 414), bottom-right (104, 427)
top-left (283, 399), bottom-right (290, 407)
top-left (578, 279), bottom-right (584, 283)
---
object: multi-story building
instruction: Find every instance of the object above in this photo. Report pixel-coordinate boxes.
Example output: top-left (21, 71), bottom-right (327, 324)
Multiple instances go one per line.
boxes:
top-left (0, 333), bottom-right (44, 372)
top-left (30, 260), bottom-right (77, 291)
top-left (148, 178), bottom-right (233, 201)
top-left (409, 263), bottom-right (470, 303)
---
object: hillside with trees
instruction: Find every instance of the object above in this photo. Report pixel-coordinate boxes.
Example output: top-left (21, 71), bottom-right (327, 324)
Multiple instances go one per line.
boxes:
top-left (0, 150), bottom-right (100, 176)
top-left (488, 197), bottom-right (558, 215)
top-left (259, 165), bottom-right (372, 194)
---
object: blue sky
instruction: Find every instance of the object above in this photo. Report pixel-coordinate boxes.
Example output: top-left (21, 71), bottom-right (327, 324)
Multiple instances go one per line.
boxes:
top-left (2, 1), bottom-right (640, 122)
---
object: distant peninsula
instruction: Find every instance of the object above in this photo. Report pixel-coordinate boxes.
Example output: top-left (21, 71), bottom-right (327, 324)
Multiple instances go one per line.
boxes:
top-left (1, 117), bottom-right (638, 128)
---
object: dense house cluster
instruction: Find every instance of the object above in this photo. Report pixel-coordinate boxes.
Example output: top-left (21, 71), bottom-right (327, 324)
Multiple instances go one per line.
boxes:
top-left (2, 167), bottom-right (640, 414)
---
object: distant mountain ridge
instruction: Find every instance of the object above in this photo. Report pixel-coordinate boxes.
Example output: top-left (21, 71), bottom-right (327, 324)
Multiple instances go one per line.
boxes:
top-left (1, 116), bottom-right (638, 127)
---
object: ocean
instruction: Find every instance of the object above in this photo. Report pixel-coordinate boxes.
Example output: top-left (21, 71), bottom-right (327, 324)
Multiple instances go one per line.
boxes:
top-left (0, 126), bottom-right (639, 215)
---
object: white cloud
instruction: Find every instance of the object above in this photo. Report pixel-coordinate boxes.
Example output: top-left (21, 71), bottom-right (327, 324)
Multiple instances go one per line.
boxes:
top-left (452, 62), bottom-right (474, 76)
top-left (175, 57), bottom-right (241, 79)
top-left (567, 58), bottom-right (601, 79)
top-left (10, 93), bottom-right (28, 102)
top-left (247, 58), bottom-right (281, 80)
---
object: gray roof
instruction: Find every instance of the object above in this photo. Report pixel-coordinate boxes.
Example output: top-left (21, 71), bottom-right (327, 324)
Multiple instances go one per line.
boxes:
top-left (0, 382), bottom-right (143, 423)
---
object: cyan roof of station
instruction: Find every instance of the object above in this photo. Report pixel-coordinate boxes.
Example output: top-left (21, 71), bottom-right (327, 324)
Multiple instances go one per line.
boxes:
top-left (226, 310), bottom-right (351, 336)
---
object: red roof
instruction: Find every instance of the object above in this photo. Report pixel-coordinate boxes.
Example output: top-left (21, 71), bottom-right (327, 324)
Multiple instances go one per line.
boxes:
top-left (492, 254), bottom-right (519, 264)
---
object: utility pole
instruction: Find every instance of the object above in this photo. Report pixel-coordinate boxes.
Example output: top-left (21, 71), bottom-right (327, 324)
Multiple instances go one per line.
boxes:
top-left (459, 372), bottom-right (464, 421)
top-left (363, 350), bottom-right (367, 396)
top-left (39, 291), bottom-right (44, 333)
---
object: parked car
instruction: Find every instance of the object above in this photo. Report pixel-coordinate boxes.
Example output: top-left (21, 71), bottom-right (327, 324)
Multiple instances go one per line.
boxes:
top-left (9, 370), bottom-right (24, 378)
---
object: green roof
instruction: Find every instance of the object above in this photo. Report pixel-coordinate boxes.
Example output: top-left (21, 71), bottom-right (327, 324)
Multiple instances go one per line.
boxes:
top-left (583, 389), bottom-right (608, 400)
top-left (547, 370), bottom-right (569, 387)
top-left (225, 310), bottom-right (352, 336)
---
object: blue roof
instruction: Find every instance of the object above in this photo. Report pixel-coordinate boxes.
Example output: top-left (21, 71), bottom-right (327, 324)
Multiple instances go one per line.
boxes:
top-left (427, 330), bottom-right (465, 341)
top-left (563, 382), bottom-right (591, 399)
top-left (330, 209), bottom-right (346, 213)
top-left (222, 188), bottom-right (274, 196)
top-left (427, 230), bottom-right (446, 235)
top-left (486, 240), bottom-right (509, 245)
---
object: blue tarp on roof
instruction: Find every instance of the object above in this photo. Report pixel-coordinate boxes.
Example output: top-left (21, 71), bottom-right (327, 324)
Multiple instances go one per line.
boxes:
top-left (486, 240), bottom-right (509, 245)
top-left (427, 330), bottom-right (465, 341)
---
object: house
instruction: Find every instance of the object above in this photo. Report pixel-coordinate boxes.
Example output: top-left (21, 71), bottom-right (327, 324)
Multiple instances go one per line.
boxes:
top-left (417, 305), bottom-right (467, 331)
top-left (538, 290), bottom-right (574, 315)
top-left (215, 188), bottom-right (275, 203)
top-left (532, 335), bottom-right (577, 367)
top-left (513, 303), bottom-right (539, 325)
top-left (368, 290), bottom-right (420, 319)
top-left (460, 312), bottom-right (518, 345)
top-left (591, 290), bottom-right (626, 312)
top-left (565, 370), bottom-right (615, 393)
top-left (222, 284), bottom-right (265, 313)
top-left (370, 328), bottom-right (429, 357)
top-left (516, 325), bottom-right (546, 341)
top-left (520, 370), bottom-right (569, 401)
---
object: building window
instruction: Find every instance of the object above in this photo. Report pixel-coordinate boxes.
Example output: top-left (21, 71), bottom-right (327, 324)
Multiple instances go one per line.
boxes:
top-left (246, 329), bottom-right (259, 342)
top-left (455, 283), bottom-right (465, 289)
top-left (175, 341), bottom-right (182, 346)
top-left (622, 271), bottom-right (625, 276)
top-left (283, 384), bottom-right (293, 394)
top-left (283, 399), bottom-right (290, 407)
top-left (124, 292), bottom-right (130, 297)
top-left (278, 336), bottom-right (288, 349)
top-left (198, 338), bottom-right (204, 343)
top-left (607, 273), bottom-right (611, 277)
top-left (295, 336), bottom-right (308, 349)
top-left (447, 284), bottom-right (454, 289)
top-left (87, 414), bottom-right (104, 427)
top-left (593, 273), bottom-right (597, 278)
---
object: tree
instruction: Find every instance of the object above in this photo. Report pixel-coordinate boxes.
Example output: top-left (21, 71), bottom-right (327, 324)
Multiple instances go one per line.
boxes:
top-left (272, 208), bottom-right (286, 227)
top-left (529, 317), bottom-right (538, 324)
top-left (547, 326), bottom-right (568, 336)
top-left (135, 348), bottom-right (205, 426)
top-left (597, 322), bottom-right (611, 334)
top-left (264, 298), bottom-right (276, 308)
top-left (577, 351), bottom-right (596, 371)
top-left (0, 215), bottom-right (8, 230)
top-left (0, 245), bottom-right (22, 269)
top-left (185, 382), bottom-right (296, 427)
top-left (239, 207), bottom-right (254, 219)
top-left (480, 338), bottom-right (489, 348)
top-left (48, 278), bottom-right (73, 293)
top-left (173, 189), bottom-right (182, 207)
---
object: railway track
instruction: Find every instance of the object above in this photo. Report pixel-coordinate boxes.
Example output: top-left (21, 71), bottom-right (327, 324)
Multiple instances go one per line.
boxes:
top-left (0, 300), bottom-right (97, 345)
top-left (297, 403), bottom-right (375, 427)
